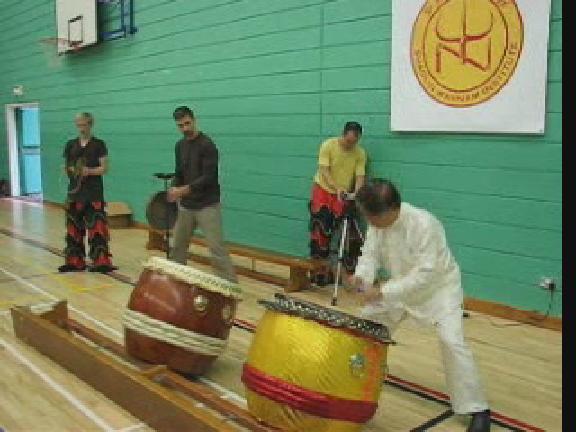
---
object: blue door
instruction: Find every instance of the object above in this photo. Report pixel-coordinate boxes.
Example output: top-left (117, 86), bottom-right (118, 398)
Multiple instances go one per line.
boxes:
top-left (17, 107), bottom-right (43, 195)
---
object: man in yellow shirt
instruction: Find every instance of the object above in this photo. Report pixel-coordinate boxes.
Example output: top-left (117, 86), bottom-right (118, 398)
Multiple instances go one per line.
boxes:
top-left (309, 122), bottom-right (367, 286)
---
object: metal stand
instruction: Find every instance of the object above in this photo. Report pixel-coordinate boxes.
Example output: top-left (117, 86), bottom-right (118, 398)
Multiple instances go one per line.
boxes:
top-left (331, 215), bottom-right (349, 306)
top-left (331, 200), bottom-right (363, 307)
top-left (153, 173), bottom-right (175, 259)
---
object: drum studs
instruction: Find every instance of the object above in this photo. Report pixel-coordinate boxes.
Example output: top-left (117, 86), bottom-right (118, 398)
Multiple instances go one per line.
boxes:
top-left (349, 354), bottom-right (366, 378)
top-left (193, 295), bottom-right (209, 313)
top-left (258, 295), bottom-right (393, 343)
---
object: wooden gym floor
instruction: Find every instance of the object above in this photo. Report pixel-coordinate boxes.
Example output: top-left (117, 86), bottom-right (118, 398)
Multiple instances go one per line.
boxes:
top-left (0, 198), bottom-right (562, 431)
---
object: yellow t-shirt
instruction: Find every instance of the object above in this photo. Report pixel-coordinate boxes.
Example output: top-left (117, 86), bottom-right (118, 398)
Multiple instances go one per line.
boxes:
top-left (313, 137), bottom-right (366, 194)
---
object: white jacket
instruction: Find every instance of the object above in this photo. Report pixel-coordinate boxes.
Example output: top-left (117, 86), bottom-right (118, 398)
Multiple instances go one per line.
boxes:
top-left (355, 202), bottom-right (464, 325)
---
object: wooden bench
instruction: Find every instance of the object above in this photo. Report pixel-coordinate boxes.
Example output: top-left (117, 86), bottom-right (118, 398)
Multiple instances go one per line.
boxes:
top-left (106, 202), bottom-right (133, 228)
top-left (146, 229), bottom-right (316, 292)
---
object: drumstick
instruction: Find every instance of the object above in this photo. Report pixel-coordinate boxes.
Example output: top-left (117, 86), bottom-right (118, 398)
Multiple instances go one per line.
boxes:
top-left (67, 158), bottom-right (86, 196)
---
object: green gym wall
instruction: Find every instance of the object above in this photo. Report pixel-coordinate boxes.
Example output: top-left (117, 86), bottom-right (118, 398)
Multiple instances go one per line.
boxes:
top-left (0, 0), bottom-right (562, 317)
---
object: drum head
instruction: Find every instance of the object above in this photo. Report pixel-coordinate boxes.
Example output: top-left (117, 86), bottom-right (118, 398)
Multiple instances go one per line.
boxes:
top-left (259, 293), bottom-right (394, 344)
top-left (146, 191), bottom-right (178, 230)
top-left (143, 256), bottom-right (242, 300)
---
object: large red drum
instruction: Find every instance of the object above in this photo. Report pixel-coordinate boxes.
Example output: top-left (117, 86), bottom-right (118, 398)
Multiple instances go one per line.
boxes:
top-left (123, 256), bottom-right (242, 375)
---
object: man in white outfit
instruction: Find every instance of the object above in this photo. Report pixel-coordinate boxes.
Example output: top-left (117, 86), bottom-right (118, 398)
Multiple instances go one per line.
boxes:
top-left (348, 179), bottom-right (491, 432)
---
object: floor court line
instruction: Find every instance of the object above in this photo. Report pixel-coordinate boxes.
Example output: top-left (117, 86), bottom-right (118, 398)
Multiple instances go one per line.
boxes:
top-left (0, 338), bottom-right (116, 432)
top-left (0, 265), bottom-right (122, 338)
top-left (115, 423), bottom-right (147, 432)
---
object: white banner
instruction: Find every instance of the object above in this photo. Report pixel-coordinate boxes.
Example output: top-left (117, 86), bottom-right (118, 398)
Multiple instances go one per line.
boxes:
top-left (391, 0), bottom-right (552, 134)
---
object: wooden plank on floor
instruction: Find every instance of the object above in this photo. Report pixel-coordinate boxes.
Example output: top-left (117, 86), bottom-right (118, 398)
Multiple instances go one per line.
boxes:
top-left (10, 305), bottom-right (241, 432)
top-left (0, 344), bottom-right (118, 432)
top-left (0, 315), bottom-right (148, 432)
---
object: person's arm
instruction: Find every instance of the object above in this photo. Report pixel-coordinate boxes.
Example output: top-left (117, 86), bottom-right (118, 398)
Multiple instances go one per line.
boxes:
top-left (319, 165), bottom-right (343, 194)
top-left (378, 222), bottom-right (439, 302)
top-left (353, 150), bottom-right (367, 195)
top-left (187, 140), bottom-right (218, 191)
top-left (84, 157), bottom-right (108, 176)
top-left (168, 143), bottom-right (185, 202)
top-left (317, 141), bottom-right (344, 195)
top-left (354, 175), bottom-right (365, 194)
top-left (62, 141), bottom-right (72, 175)
top-left (352, 225), bottom-right (381, 287)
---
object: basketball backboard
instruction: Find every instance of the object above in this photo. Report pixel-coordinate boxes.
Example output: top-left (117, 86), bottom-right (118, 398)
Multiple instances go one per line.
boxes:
top-left (55, 0), bottom-right (98, 53)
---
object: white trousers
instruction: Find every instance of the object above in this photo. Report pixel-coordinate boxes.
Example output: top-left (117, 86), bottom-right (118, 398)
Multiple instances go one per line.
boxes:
top-left (361, 304), bottom-right (489, 414)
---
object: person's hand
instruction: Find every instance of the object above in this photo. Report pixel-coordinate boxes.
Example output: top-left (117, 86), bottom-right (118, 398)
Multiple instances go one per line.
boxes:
top-left (357, 285), bottom-right (383, 305)
top-left (346, 275), bottom-right (365, 291)
top-left (339, 190), bottom-right (356, 201)
top-left (168, 186), bottom-right (189, 202)
top-left (167, 187), bottom-right (181, 203)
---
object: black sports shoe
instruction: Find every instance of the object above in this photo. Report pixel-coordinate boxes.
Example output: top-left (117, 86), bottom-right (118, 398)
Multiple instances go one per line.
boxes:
top-left (467, 410), bottom-right (491, 432)
top-left (58, 264), bottom-right (86, 273)
top-left (89, 264), bottom-right (118, 273)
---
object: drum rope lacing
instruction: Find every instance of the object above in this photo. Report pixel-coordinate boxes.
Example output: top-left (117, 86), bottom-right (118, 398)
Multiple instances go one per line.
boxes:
top-left (143, 256), bottom-right (242, 300)
top-left (122, 308), bottom-right (227, 357)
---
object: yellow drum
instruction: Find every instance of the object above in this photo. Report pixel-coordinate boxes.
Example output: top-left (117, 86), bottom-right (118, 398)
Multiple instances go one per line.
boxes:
top-left (242, 294), bottom-right (393, 432)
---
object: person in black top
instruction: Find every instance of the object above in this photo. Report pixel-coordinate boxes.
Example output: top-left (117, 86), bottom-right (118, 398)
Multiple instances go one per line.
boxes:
top-left (167, 106), bottom-right (237, 283)
top-left (59, 112), bottom-right (117, 273)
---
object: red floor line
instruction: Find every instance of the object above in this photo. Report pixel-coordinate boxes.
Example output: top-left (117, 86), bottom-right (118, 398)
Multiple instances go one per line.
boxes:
top-left (386, 375), bottom-right (450, 401)
top-left (489, 413), bottom-right (545, 432)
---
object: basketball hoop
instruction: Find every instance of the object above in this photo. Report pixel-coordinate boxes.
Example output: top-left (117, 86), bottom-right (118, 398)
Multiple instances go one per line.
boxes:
top-left (39, 37), bottom-right (83, 54)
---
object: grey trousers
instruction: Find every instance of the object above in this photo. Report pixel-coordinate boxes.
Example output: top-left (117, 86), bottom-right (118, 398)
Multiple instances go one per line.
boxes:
top-left (170, 203), bottom-right (238, 283)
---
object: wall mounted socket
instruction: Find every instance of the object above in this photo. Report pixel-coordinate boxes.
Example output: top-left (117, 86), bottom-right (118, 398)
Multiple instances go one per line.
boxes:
top-left (539, 277), bottom-right (556, 292)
